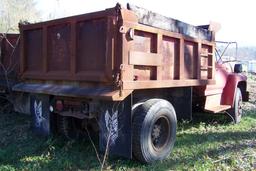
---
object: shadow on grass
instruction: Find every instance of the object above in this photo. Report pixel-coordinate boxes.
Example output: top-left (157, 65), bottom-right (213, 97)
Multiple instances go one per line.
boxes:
top-left (0, 109), bottom-right (255, 170)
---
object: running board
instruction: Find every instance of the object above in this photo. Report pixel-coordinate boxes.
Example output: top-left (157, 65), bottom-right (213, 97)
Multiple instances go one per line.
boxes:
top-left (204, 105), bottom-right (231, 113)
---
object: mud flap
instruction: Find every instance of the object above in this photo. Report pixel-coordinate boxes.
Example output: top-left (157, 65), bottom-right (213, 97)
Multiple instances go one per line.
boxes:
top-left (99, 95), bottom-right (132, 159)
top-left (169, 87), bottom-right (192, 120)
top-left (30, 94), bottom-right (50, 136)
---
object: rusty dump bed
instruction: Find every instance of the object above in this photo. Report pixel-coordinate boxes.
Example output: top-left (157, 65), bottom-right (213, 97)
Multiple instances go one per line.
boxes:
top-left (13, 4), bottom-right (215, 101)
top-left (0, 33), bottom-right (20, 90)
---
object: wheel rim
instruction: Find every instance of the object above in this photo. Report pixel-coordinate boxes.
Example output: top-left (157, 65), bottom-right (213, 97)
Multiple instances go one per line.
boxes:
top-left (151, 116), bottom-right (170, 151)
top-left (237, 96), bottom-right (243, 117)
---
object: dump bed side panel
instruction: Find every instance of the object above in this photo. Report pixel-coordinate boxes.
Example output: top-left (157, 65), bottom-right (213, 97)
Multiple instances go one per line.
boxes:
top-left (120, 9), bottom-right (215, 90)
top-left (20, 9), bottom-right (117, 83)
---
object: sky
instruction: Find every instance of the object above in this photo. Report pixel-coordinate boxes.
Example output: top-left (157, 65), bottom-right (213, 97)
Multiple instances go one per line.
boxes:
top-left (36, 0), bottom-right (256, 46)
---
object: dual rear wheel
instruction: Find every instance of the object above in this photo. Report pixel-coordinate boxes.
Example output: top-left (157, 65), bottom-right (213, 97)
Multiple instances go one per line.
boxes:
top-left (56, 99), bottom-right (177, 163)
top-left (132, 99), bottom-right (177, 163)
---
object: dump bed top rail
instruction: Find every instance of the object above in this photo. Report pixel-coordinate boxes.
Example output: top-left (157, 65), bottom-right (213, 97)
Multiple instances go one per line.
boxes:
top-left (127, 3), bottom-right (213, 41)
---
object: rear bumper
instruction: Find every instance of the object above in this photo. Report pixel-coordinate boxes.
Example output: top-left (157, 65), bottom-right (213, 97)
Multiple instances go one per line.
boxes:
top-left (12, 83), bottom-right (131, 101)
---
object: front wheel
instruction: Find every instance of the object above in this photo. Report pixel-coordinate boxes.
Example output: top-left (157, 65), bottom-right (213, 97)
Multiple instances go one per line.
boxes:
top-left (228, 88), bottom-right (243, 123)
top-left (132, 99), bottom-right (177, 163)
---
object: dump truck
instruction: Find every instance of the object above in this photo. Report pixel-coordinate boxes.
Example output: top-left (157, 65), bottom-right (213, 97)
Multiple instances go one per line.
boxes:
top-left (9, 4), bottom-right (248, 163)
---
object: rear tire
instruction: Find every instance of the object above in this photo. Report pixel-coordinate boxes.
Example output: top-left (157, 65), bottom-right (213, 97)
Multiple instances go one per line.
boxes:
top-left (228, 88), bottom-right (243, 123)
top-left (132, 99), bottom-right (177, 163)
top-left (57, 115), bottom-right (80, 140)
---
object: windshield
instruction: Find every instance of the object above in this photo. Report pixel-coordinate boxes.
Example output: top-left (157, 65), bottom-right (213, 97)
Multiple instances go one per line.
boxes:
top-left (215, 41), bottom-right (238, 64)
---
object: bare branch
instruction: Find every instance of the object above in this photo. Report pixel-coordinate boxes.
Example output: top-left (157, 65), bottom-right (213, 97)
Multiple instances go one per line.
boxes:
top-left (85, 127), bottom-right (102, 166)
top-left (101, 129), bottom-right (111, 171)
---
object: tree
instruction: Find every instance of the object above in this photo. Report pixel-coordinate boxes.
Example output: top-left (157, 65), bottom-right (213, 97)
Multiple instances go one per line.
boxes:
top-left (0, 0), bottom-right (40, 33)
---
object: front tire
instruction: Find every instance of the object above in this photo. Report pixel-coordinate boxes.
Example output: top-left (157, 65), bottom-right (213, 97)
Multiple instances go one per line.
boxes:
top-left (228, 88), bottom-right (243, 123)
top-left (132, 99), bottom-right (177, 163)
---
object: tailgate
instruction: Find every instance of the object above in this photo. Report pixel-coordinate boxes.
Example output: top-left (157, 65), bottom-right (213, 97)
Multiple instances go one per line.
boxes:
top-left (19, 8), bottom-right (117, 83)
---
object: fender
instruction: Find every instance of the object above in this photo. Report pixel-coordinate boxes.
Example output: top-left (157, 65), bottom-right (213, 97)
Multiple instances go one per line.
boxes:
top-left (221, 73), bottom-right (247, 107)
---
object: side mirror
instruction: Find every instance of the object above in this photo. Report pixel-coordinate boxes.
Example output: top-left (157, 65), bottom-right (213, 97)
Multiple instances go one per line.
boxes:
top-left (234, 64), bottom-right (243, 73)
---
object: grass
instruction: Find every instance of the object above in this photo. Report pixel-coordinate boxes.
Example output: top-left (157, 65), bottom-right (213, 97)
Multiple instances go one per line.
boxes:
top-left (0, 77), bottom-right (256, 170)
top-left (0, 109), bottom-right (255, 170)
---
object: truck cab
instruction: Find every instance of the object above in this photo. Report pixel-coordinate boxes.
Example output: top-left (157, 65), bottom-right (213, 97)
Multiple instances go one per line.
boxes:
top-left (194, 41), bottom-right (249, 123)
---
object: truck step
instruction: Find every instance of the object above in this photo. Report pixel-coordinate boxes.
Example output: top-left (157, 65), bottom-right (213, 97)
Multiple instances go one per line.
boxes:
top-left (204, 105), bottom-right (231, 113)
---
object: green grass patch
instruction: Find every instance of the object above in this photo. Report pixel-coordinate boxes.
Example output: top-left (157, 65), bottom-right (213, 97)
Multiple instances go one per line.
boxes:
top-left (0, 110), bottom-right (255, 170)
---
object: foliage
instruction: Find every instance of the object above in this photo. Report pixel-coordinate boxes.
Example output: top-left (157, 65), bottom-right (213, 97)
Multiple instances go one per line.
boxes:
top-left (0, 0), bottom-right (40, 33)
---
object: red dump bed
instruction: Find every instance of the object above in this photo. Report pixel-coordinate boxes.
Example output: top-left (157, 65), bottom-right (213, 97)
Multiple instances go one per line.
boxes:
top-left (15, 4), bottom-right (216, 100)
